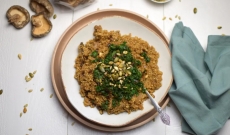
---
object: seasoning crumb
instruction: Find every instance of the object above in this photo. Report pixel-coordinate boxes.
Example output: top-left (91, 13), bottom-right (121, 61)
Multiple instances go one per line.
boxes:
top-left (162, 16), bottom-right (166, 20)
top-left (109, 4), bottom-right (113, 6)
top-left (152, 118), bottom-right (155, 122)
top-left (28, 128), bottom-right (32, 131)
top-left (30, 37), bottom-right (34, 41)
top-left (18, 54), bottom-right (22, 60)
top-left (167, 103), bottom-right (171, 107)
top-left (97, 8), bottom-right (99, 11)
top-left (23, 107), bottom-right (27, 113)
top-left (33, 70), bottom-right (37, 74)
top-left (179, 0), bottom-right (181, 2)
top-left (217, 26), bottom-right (222, 29)
top-left (169, 17), bottom-right (172, 21)
top-left (28, 89), bottom-right (33, 93)
top-left (50, 94), bottom-right (54, 98)
top-left (0, 89), bottom-right (3, 95)
top-left (40, 88), bottom-right (44, 92)
top-left (193, 8), bottom-right (197, 14)
top-left (71, 122), bottom-right (75, 126)
top-left (24, 104), bottom-right (28, 108)
top-left (146, 15), bottom-right (149, 19)
top-left (222, 34), bottom-right (226, 36)
top-left (20, 112), bottom-right (23, 117)
top-left (175, 15), bottom-right (178, 18)
top-left (53, 14), bottom-right (57, 19)
top-left (178, 16), bottom-right (181, 20)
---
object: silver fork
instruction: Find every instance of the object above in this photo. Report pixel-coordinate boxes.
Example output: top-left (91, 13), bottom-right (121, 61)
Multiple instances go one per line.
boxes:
top-left (145, 90), bottom-right (170, 125)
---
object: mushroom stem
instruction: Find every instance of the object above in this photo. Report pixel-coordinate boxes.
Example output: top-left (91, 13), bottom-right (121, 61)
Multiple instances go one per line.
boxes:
top-left (32, 18), bottom-right (42, 27)
top-left (8, 14), bottom-right (21, 23)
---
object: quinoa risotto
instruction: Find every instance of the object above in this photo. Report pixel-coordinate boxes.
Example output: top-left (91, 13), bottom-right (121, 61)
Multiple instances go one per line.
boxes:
top-left (74, 25), bottom-right (162, 115)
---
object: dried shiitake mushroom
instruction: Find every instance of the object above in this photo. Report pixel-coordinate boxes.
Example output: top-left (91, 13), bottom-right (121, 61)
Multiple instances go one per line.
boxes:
top-left (31, 13), bottom-right (52, 38)
top-left (29, 0), bottom-right (54, 18)
top-left (6, 5), bottom-right (30, 29)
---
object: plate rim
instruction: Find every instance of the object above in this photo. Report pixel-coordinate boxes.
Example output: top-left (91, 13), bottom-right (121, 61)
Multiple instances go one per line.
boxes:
top-left (51, 9), bottom-right (172, 130)
top-left (60, 15), bottom-right (172, 126)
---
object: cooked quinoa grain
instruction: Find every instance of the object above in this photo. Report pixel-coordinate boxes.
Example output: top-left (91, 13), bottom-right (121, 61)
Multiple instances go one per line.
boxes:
top-left (74, 25), bottom-right (162, 115)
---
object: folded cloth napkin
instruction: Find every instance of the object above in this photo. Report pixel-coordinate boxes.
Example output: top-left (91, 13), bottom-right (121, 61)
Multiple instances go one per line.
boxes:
top-left (169, 22), bottom-right (230, 135)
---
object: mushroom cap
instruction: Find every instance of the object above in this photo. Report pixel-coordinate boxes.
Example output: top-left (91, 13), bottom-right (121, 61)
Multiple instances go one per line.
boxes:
top-left (6, 5), bottom-right (30, 29)
top-left (31, 13), bottom-right (52, 38)
top-left (30, 0), bottom-right (54, 18)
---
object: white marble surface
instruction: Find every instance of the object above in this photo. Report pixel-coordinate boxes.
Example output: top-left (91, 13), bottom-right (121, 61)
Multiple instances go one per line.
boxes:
top-left (0, 0), bottom-right (229, 135)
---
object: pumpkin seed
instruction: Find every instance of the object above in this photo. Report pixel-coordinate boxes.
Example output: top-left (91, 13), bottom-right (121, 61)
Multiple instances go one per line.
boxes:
top-left (217, 26), bottom-right (222, 29)
top-left (28, 128), bottom-right (32, 131)
top-left (222, 34), bottom-right (226, 36)
top-left (175, 15), bottom-right (178, 18)
top-left (114, 57), bottom-right (119, 62)
top-left (178, 16), bottom-right (181, 20)
top-left (50, 94), bottom-right (54, 98)
top-left (53, 14), bottom-right (57, 19)
top-left (193, 8), bottom-right (197, 14)
top-left (28, 89), bottom-right (33, 93)
top-left (99, 65), bottom-right (105, 72)
top-left (18, 54), bottom-right (22, 60)
top-left (33, 70), bottom-right (37, 74)
top-left (169, 17), bottom-right (172, 21)
top-left (109, 61), bottom-right (113, 65)
top-left (71, 122), bottom-right (75, 126)
top-left (162, 16), bottom-right (166, 20)
top-left (97, 8), bottom-right (99, 11)
top-left (30, 37), bottom-right (34, 41)
top-left (40, 88), bottom-right (44, 92)
top-left (0, 89), bottom-right (3, 95)
top-left (146, 15), bottom-right (149, 18)
top-left (167, 103), bottom-right (171, 107)
top-left (123, 51), bottom-right (128, 54)
top-left (25, 76), bottom-right (31, 82)
top-left (109, 4), bottom-right (113, 6)
top-left (20, 112), bottom-right (23, 117)
top-left (24, 104), bottom-right (28, 108)
top-left (29, 73), bottom-right (34, 78)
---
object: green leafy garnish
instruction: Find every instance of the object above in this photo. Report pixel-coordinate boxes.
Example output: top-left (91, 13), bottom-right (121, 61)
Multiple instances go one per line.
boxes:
top-left (91, 50), bottom-right (98, 58)
top-left (141, 51), bottom-right (150, 63)
top-left (92, 42), bottom-right (147, 109)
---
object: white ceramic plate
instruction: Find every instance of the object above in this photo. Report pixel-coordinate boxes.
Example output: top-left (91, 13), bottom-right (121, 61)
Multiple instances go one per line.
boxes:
top-left (61, 16), bottom-right (172, 127)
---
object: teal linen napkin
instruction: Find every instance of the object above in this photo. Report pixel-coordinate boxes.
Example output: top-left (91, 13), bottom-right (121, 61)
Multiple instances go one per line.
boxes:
top-left (169, 22), bottom-right (230, 135)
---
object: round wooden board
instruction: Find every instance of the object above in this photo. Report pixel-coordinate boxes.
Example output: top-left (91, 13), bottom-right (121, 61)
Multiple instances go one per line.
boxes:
top-left (51, 9), bottom-right (171, 132)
